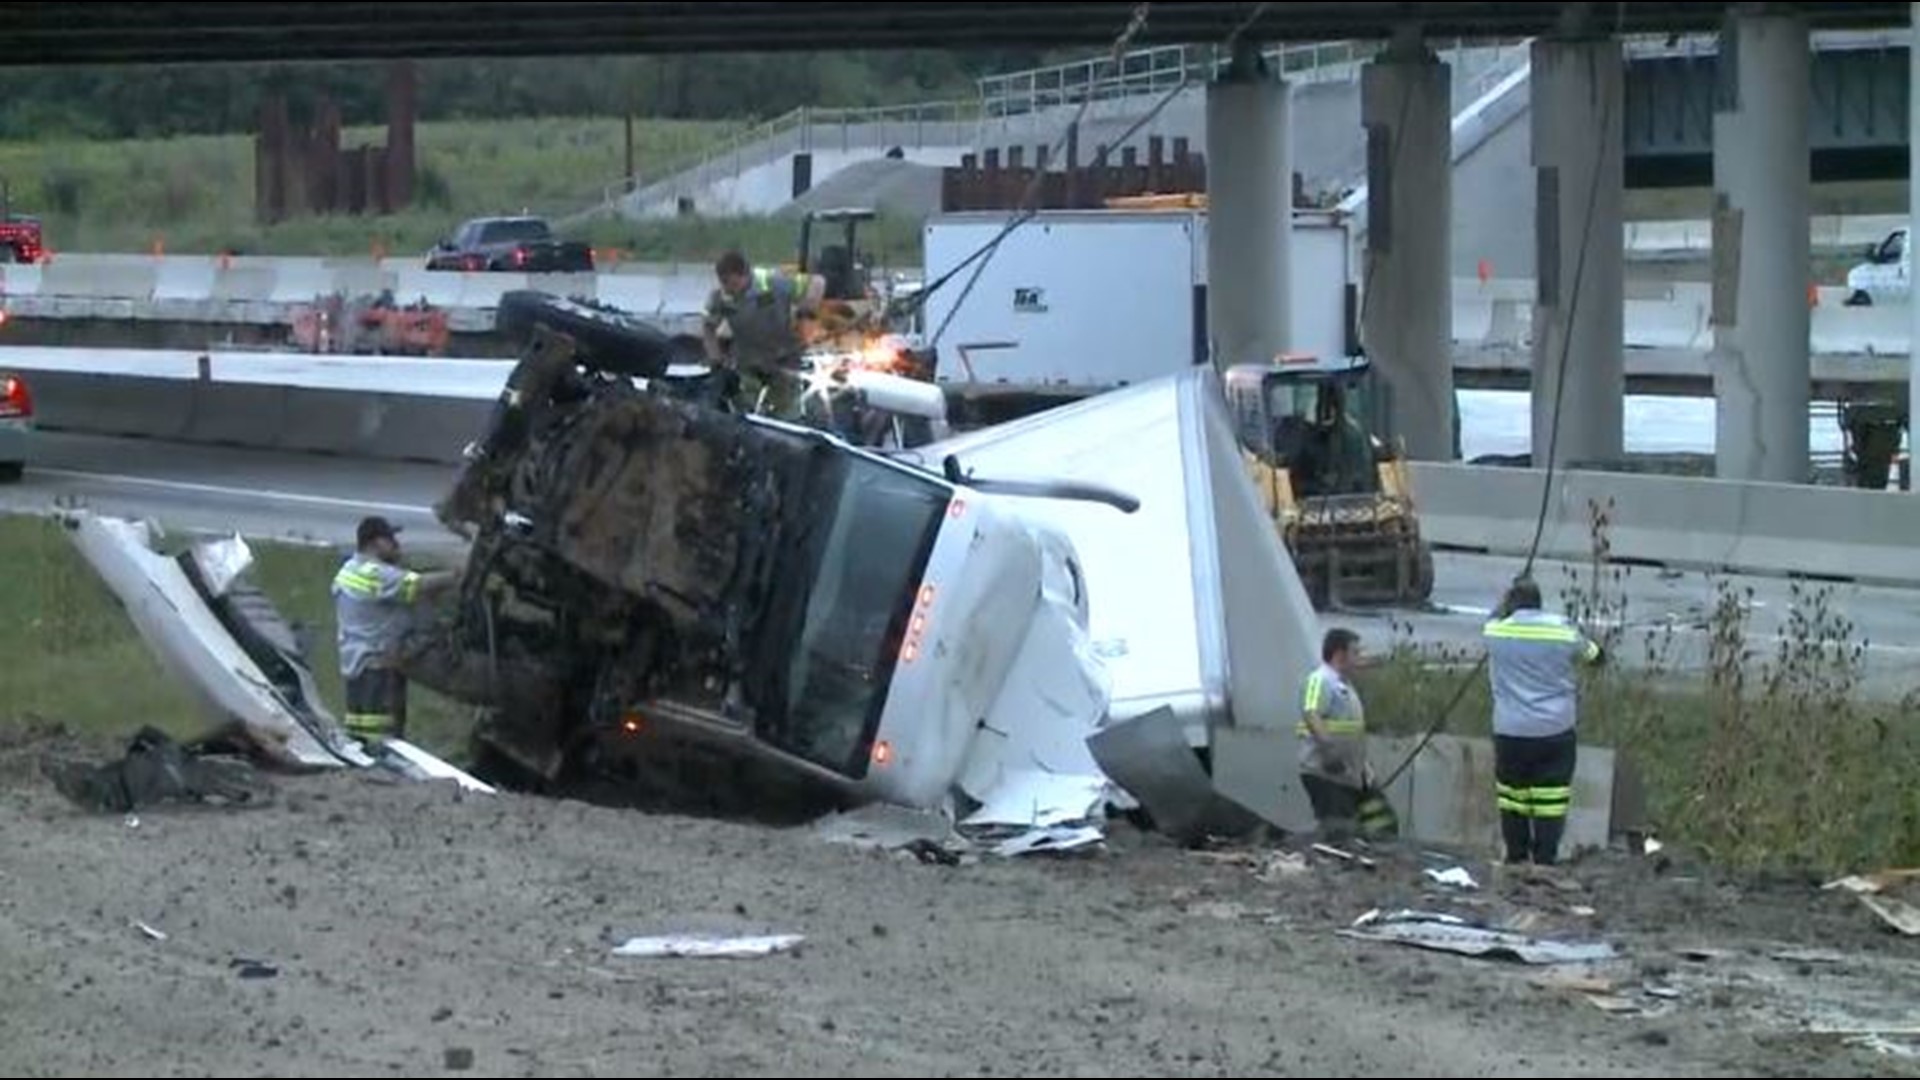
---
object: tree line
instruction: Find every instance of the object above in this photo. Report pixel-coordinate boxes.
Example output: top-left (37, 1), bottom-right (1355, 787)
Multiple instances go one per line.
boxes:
top-left (0, 50), bottom-right (1059, 141)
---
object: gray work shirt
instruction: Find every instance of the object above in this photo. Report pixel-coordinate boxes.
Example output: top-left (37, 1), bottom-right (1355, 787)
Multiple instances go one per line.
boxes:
top-left (1483, 608), bottom-right (1602, 739)
top-left (331, 555), bottom-right (422, 678)
top-left (705, 267), bottom-right (806, 370)
top-left (1296, 661), bottom-right (1366, 786)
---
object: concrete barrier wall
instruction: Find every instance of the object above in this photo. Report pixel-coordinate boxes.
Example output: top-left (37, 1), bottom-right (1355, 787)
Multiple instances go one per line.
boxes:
top-left (3, 256), bottom-right (1915, 364)
top-left (1409, 461), bottom-right (1920, 587)
top-left (27, 368), bottom-right (491, 465)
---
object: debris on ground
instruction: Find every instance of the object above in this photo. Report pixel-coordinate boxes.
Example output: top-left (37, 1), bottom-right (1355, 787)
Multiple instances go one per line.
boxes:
top-left (1824, 869), bottom-right (1920, 895)
top-left (41, 727), bottom-right (275, 813)
top-left (60, 512), bottom-right (487, 796)
top-left (1859, 894), bottom-right (1920, 936)
top-left (133, 921), bottom-right (168, 942)
top-left (611, 934), bottom-right (805, 959)
top-left (1312, 842), bottom-right (1377, 869)
top-left (1340, 909), bottom-right (1618, 965)
top-left (1423, 866), bottom-right (1479, 890)
top-left (230, 958), bottom-right (279, 980)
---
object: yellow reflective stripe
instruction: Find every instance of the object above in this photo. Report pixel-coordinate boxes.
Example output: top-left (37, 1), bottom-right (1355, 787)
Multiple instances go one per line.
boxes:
top-left (1581, 639), bottom-right (1603, 662)
top-left (1531, 785), bottom-right (1573, 801)
top-left (1498, 797), bottom-right (1532, 815)
top-left (334, 572), bottom-right (380, 597)
top-left (401, 571), bottom-right (422, 603)
top-left (1484, 621), bottom-right (1581, 644)
top-left (344, 712), bottom-right (395, 735)
top-left (1302, 670), bottom-right (1325, 712)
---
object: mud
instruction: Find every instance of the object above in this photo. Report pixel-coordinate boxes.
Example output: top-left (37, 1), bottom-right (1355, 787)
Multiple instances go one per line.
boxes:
top-left (1, 740), bottom-right (1916, 1078)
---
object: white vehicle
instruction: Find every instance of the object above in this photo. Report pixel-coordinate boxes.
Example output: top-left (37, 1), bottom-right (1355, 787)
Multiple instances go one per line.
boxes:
top-left (921, 206), bottom-right (1354, 419)
top-left (1846, 226), bottom-right (1909, 306)
top-left (412, 331), bottom-right (1120, 817)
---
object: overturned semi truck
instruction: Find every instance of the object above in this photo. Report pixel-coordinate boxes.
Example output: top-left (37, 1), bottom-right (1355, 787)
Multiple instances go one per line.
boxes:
top-left (400, 295), bottom-right (1133, 817)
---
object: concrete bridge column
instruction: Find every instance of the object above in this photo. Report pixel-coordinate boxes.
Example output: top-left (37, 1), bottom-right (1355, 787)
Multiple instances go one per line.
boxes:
top-left (1529, 34), bottom-right (1625, 470)
top-left (1911, 1), bottom-right (1919, 490)
top-left (1361, 29), bottom-right (1454, 461)
top-left (1711, 9), bottom-right (1811, 484)
top-left (1206, 40), bottom-right (1291, 371)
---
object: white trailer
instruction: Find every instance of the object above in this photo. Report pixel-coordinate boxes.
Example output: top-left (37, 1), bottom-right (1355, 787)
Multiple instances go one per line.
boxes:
top-left (921, 208), bottom-right (1355, 410)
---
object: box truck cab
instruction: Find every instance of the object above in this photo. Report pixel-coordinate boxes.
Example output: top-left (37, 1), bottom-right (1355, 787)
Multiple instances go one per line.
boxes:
top-left (411, 331), bottom-right (1110, 813)
top-left (1846, 226), bottom-right (1909, 306)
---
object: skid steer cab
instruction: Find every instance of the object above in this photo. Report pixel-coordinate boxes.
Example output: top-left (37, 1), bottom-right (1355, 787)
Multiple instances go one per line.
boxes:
top-left (1224, 354), bottom-right (1435, 610)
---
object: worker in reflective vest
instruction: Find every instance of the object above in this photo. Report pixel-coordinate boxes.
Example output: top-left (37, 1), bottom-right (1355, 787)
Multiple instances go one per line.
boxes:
top-left (1482, 577), bottom-right (1605, 866)
top-left (1297, 627), bottom-right (1375, 840)
top-left (703, 250), bottom-right (826, 420)
top-left (331, 516), bottom-right (456, 745)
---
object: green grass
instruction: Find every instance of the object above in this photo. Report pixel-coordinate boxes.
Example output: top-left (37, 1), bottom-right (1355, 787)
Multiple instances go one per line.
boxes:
top-left (1357, 502), bottom-right (1920, 876)
top-left (0, 116), bottom-right (735, 256)
top-left (0, 515), bottom-right (472, 761)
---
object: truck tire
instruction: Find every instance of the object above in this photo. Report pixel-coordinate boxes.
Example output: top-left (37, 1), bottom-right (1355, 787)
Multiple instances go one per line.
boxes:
top-left (1847, 290), bottom-right (1873, 307)
top-left (495, 290), bottom-right (676, 379)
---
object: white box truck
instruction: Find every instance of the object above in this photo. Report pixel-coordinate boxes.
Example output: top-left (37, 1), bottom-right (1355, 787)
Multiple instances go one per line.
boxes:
top-left (921, 207), bottom-right (1356, 421)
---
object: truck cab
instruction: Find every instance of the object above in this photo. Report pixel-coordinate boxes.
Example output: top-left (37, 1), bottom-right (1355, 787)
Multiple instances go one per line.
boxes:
top-left (406, 327), bottom-right (1105, 813)
top-left (1846, 227), bottom-right (1908, 306)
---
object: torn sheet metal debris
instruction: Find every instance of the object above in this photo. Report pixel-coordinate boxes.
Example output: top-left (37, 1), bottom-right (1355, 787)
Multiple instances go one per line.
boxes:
top-left (1341, 909), bottom-right (1618, 965)
top-left (1860, 894), bottom-right (1920, 936)
top-left (63, 513), bottom-right (366, 771)
top-left (813, 804), bottom-right (964, 852)
top-left (1824, 869), bottom-right (1920, 895)
top-left (960, 770), bottom-right (1108, 830)
top-left (612, 934), bottom-right (805, 959)
top-left (134, 921), bottom-right (168, 942)
top-left (1085, 706), bottom-right (1264, 843)
top-left (63, 512), bottom-right (481, 793)
top-left (1424, 867), bottom-right (1480, 890)
top-left (1312, 843), bottom-right (1377, 869)
top-left (991, 824), bottom-right (1105, 858)
top-left (380, 739), bottom-right (495, 795)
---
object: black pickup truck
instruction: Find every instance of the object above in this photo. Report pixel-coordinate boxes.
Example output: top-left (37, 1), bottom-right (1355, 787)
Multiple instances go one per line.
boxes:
top-left (425, 216), bottom-right (594, 273)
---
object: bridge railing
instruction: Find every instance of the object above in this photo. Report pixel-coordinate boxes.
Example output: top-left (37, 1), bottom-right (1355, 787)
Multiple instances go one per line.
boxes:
top-left (565, 98), bottom-right (989, 222)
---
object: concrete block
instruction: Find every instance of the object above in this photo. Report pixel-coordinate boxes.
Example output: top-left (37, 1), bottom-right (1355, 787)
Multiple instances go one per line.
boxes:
top-left (32, 372), bottom-right (196, 440)
top-left (0, 263), bottom-right (44, 296)
top-left (1411, 462), bottom-right (1920, 586)
top-left (266, 259), bottom-right (332, 304)
top-left (183, 382), bottom-right (292, 447)
top-left (1375, 734), bottom-right (1615, 857)
top-left (153, 258), bottom-right (218, 301)
top-left (1210, 725), bottom-right (1316, 834)
top-left (40, 261), bottom-right (156, 301)
top-left (210, 266), bottom-right (276, 303)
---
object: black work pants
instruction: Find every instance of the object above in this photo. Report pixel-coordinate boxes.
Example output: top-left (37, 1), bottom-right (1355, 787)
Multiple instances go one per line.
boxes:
top-left (1493, 731), bottom-right (1577, 865)
top-left (1300, 773), bottom-right (1361, 839)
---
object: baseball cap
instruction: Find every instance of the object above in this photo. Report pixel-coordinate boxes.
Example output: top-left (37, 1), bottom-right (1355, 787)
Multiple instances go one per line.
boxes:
top-left (356, 515), bottom-right (402, 549)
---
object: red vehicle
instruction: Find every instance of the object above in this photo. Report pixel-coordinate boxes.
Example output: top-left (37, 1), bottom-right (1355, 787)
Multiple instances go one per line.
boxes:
top-left (0, 371), bottom-right (33, 481)
top-left (0, 215), bottom-right (45, 264)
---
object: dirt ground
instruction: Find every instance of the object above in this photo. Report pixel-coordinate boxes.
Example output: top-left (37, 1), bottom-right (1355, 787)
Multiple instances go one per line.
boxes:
top-left (2, 732), bottom-right (1918, 1079)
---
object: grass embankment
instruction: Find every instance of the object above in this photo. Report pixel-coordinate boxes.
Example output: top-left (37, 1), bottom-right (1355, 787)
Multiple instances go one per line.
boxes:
top-left (1356, 500), bottom-right (1920, 875)
top-left (1, 515), bottom-right (470, 759)
top-left (0, 116), bottom-right (922, 265)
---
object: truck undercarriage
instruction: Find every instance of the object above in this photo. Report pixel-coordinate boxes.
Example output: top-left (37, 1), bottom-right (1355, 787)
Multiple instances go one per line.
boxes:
top-left (400, 324), bottom-right (952, 813)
